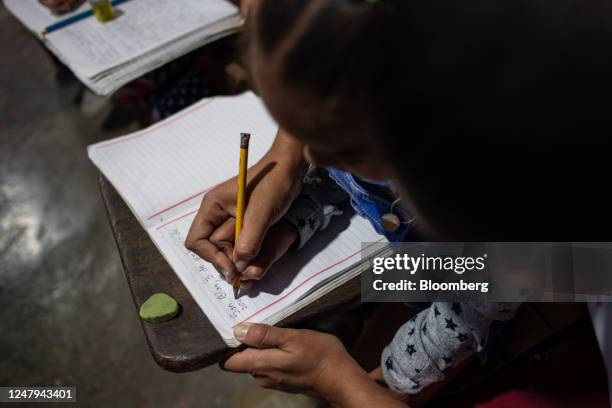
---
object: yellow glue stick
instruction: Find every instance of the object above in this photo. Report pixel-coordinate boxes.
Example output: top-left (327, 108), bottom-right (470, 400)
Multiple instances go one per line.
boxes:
top-left (88, 0), bottom-right (115, 23)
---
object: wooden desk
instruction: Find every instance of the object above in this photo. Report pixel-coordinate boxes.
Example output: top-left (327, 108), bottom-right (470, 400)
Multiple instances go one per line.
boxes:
top-left (99, 174), bottom-right (362, 372)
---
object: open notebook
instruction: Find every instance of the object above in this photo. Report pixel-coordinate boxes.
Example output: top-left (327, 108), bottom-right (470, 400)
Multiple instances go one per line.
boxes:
top-left (88, 92), bottom-right (389, 346)
top-left (4, 0), bottom-right (241, 95)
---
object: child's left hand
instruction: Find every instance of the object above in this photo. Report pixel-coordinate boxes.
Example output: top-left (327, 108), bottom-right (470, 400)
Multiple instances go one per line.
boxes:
top-left (223, 324), bottom-right (407, 407)
top-left (223, 323), bottom-right (366, 399)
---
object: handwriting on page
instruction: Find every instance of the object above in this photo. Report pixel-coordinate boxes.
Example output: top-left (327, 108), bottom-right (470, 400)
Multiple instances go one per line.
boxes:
top-left (151, 205), bottom-right (386, 339)
top-left (49, 0), bottom-right (237, 76)
top-left (166, 226), bottom-right (250, 325)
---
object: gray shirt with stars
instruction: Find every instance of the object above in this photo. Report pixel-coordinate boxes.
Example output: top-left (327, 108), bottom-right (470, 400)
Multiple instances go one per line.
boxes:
top-left (282, 168), bottom-right (520, 394)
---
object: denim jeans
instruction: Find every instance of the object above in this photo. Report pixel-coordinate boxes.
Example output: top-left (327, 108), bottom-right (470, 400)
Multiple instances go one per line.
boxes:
top-left (326, 168), bottom-right (413, 243)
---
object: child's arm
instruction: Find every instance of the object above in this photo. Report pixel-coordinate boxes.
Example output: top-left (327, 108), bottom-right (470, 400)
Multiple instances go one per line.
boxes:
top-left (370, 356), bottom-right (474, 406)
top-left (381, 302), bottom-right (519, 395)
top-left (282, 167), bottom-right (348, 250)
top-left (224, 323), bottom-right (407, 408)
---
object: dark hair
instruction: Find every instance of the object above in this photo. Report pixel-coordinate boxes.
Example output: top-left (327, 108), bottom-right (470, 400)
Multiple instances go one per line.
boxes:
top-left (255, 0), bottom-right (612, 240)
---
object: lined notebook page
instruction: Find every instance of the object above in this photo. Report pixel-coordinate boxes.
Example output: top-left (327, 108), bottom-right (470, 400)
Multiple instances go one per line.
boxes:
top-left (88, 91), bottom-right (388, 346)
top-left (77, 18), bottom-right (241, 95)
top-left (88, 92), bottom-right (277, 229)
top-left (43, 0), bottom-right (238, 78)
top-left (150, 207), bottom-right (384, 345)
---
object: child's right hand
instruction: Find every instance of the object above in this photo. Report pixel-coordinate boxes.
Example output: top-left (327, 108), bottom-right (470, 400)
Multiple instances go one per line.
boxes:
top-left (185, 129), bottom-right (308, 284)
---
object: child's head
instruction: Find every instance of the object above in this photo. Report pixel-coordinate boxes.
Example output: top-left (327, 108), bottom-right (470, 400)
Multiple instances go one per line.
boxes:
top-left (245, 0), bottom-right (612, 240)
top-left (245, 0), bottom-right (403, 182)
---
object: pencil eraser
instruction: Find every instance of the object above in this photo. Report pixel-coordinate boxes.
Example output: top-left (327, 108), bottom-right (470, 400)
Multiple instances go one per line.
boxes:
top-left (139, 293), bottom-right (179, 323)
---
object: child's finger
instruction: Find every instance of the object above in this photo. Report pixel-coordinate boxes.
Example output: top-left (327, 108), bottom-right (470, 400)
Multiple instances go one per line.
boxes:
top-left (209, 217), bottom-right (236, 244)
top-left (253, 377), bottom-right (277, 390)
top-left (222, 348), bottom-right (260, 373)
top-left (186, 199), bottom-right (237, 276)
top-left (209, 217), bottom-right (236, 259)
top-left (233, 200), bottom-right (278, 273)
top-left (186, 199), bottom-right (226, 248)
top-left (222, 347), bottom-right (285, 373)
top-left (240, 221), bottom-right (297, 281)
top-left (189, 239), bottom-right (236, 280)
top-left (209, 226), bottom-right (237, 282)
top-left (233, 323), bottom-right (295, 348)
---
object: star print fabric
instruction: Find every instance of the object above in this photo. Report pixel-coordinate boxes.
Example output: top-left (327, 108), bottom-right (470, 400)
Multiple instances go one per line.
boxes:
top-left (283, 167), bottom-right (349, 249)
top-left (280, 167), bottom-right (520, 395)
top-left (381, 302), bottom-right (519, 394)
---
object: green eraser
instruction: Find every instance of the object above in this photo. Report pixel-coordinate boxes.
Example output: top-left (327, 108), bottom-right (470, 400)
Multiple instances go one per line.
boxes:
top-left (139, 293), bottom-right (179, 323)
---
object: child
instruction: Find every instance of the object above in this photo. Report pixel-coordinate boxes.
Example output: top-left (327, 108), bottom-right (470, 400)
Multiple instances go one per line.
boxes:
top-left (187, 0), bottom-right (611, 403)
top-left (39, 0), bottom-right (84, 14)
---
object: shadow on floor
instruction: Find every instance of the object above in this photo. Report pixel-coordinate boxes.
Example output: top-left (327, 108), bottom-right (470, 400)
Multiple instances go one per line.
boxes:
top-left (0, 5), bottom-right (315, 407)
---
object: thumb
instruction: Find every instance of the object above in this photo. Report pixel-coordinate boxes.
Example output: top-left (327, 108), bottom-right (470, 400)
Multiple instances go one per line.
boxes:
top-left (233, 204), bottom-right (277, 272)
top-left (233, 323), bottom-right (293, 348)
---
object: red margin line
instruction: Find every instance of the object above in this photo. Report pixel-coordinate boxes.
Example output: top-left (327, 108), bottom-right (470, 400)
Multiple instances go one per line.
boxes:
top-left (237, 238), bottom-right (385, 324)
top-left (155, 209), bottom-right (198, 230)
top-left (147, 187), bottom-right (213, 221)
top-left (148, 178), bottom-right (225, 220)
top-left (155, 206), bottom-right (385, 327)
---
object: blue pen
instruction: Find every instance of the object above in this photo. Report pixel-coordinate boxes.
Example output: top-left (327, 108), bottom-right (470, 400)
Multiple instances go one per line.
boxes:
top-left (41, 0), bottom-right (130, 36)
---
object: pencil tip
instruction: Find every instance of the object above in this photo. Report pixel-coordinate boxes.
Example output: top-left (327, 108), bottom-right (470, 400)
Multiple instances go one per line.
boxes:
top-left (233, 285), bottom-right (240, 299)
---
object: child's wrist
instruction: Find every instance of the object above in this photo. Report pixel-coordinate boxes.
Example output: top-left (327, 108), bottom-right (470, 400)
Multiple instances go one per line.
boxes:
top-left (269, 129), bottom-right (308, 173)
top-left (327, 370), bottom-right (403, 408)
top-left (318, 357), bottom-right (373, 406)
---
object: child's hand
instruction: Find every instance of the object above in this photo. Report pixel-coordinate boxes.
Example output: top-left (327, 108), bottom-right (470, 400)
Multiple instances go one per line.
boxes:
top-left (223, 324), bottom-right (407, 407)
top-left (224, 324), bottom-right (365, 399)
top-left (185, 129), bottom-right (308, 283)
top-left (39, 0), bottom-right (84, 14)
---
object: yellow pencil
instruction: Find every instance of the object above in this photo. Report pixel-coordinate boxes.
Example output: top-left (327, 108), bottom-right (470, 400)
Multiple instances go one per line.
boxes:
top-left (233, 132), bottom-right (250, 298)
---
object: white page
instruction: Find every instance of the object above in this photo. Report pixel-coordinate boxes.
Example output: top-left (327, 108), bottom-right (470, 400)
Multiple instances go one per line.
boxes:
top-left (4, 0), bottom-right (241, 96)
top-left (4, 0), bottom-right (89, 35)
top-left (88, 91), bottom-right (388, 346)
top-left (88, 92), bottom-right (278, 228)
top-left (44, 0), bottom-right (238, 78)
top-left (150, 206), bottom-right (385, 345)
top-left (68, 18), bottom-right (241, 95)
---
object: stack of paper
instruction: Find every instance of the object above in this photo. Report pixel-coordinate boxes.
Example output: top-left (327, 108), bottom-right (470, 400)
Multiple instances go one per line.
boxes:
top-left (4, 0), bottom-right (242, 95)
top-left (88, 92), bottom-right (389, 345)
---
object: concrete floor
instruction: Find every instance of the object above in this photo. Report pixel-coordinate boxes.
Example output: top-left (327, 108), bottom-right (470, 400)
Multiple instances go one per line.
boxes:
top-left (0, 5), bottom-right (315, 407)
